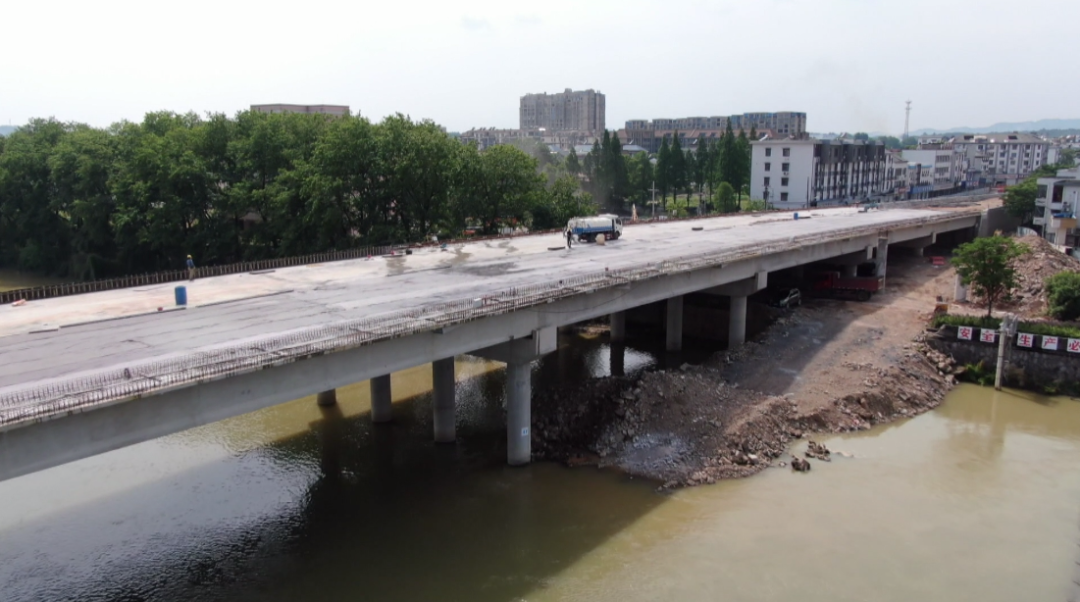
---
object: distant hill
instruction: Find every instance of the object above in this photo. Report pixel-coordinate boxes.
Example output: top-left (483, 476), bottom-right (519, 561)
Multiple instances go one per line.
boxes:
top-left (912, 119), bottom-right (1080, 136)
top-left (0, 125), bottom-right (16, 137)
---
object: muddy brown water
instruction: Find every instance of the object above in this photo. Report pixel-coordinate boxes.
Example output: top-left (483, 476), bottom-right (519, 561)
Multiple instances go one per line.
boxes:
top-left (0, 330), bottom-right (1078, 602)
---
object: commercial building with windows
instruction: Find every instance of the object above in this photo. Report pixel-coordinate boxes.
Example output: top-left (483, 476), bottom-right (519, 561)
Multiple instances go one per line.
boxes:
top-left (749, 138), bottom-right (888, 207)
top-left (250, 104), bottom-right (350, 116)
top-left (519, 89), bottom-right (605, 135)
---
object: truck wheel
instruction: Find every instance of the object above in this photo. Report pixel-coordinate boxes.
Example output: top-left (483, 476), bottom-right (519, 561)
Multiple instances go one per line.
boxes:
top-left (857, 290), bottom-right (871, 302)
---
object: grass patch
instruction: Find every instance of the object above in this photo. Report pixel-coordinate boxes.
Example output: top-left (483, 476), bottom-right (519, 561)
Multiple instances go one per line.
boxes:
top-left (931, 314), bottom-right (1080, 339)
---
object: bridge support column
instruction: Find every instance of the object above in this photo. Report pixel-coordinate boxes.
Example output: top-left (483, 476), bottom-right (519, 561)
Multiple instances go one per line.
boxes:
top-left (432, 358), bottom-right (456, 443)
top-left (316, 389), bottom-right (337, 407)
top-left (609, 311), bottom-right (626, 343)
top-left (471, 328), bottom-right (557, 466)
top-left (876, 237), bottom-right (889, 288)
top-left (505, 361), bottom-right (531, 466)
top-left (666, 296), bottom-right (684, 351)
top-left (703, 271), bottom-right (768, 350)
top-left (370, 374), bottom-right (392, 423)
top-left (842, 264), bottom-right (858, 278)
top-left (610, 343), bottom-right (625, 377)
top-left (729, 295), bottom-right (748, 348)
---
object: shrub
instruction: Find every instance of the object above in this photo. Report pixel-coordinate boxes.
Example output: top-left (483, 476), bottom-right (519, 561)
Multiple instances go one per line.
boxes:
top-left (1045, 272), bottom-right (1080, 321)
top-left (930, 313), bottom-right (1080, 339)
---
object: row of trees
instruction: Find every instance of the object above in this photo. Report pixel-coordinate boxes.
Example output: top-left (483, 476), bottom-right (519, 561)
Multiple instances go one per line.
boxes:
top-left (0, 112), bottom-right (594, 278)
top-left (567, 123), bottom-right (755, 213)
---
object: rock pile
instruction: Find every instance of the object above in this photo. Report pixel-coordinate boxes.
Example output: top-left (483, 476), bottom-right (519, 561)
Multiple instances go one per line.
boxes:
top-left (997, 235), bottom-right (1080, 317)
top-left (805, 440), bottom-right (831, 461)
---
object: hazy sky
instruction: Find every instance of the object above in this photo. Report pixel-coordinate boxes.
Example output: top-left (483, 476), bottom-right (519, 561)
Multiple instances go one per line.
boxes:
top-left (4, 0), bottom-right (1077, 134)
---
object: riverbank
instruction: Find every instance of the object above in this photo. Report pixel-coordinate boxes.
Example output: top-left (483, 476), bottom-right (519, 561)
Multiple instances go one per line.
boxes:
top-left (534, 253), bottom-right (963, 487)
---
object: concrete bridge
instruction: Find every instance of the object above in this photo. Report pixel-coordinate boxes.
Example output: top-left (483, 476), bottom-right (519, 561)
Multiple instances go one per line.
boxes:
top-left (0, 206), bottom-right (985, 482)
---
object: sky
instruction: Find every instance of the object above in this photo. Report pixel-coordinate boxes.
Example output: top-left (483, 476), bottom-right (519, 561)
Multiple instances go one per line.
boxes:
top-left (3, 0), bottom-right (1078, 135)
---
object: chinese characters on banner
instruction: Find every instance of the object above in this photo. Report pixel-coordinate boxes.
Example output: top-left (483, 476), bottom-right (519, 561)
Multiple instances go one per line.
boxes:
top-left (1069, 339), bottom-right (1080, 353)
top-left (1041, 336), bottom-right (1060, 351)
top-left (1016, 333), bottom-right (1034, 348)
top-left (979, 329), bottom-right (996, 343)
top-left (957, 326), bottom-right (973, 340)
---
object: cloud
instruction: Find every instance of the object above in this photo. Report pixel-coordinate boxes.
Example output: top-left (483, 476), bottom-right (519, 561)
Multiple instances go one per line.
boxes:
top-left (460, 16), bottom-right (491, 31)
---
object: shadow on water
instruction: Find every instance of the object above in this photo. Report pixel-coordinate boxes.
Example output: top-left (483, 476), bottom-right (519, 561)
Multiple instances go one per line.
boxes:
top-left (0, 330), bottom-right (706, 602)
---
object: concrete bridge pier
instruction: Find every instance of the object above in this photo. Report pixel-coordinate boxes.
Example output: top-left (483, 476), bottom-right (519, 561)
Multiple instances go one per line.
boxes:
top-left (473, 328), bottom-right (557, 465)
top-left (666, 296), bottom-right (684, 351)
top-left (432, 358), bottom-right (456, 443)
top-left (609, 311), bottom-right (626, 343)
top-left (370, 374), bottom-right (393, 423)
top-left (876, 237), bottom-right (890, 287)
top-left (706, 271), bottom-right (768, 349)
top-left (610, 343), bottom-right (625, 377)
top-left (316, 389), bottom-right (337, 407)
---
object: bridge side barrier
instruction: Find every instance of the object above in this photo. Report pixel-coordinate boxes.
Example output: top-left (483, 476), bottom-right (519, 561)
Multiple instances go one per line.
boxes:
top-left (0, 210), bottom-right (981, 430)
top-left (0, 245), bottom-right (398, 305)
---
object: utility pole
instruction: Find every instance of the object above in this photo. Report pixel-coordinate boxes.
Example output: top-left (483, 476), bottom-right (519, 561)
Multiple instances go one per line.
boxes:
top-left (904, 101), bottom-right (912, 139)
top-left (994, 314), bottom-right (1018, 391)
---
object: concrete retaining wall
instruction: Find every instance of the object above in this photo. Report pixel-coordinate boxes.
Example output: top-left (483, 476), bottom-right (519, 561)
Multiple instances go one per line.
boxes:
top-left (929, 325), bottom-right (1080, 393)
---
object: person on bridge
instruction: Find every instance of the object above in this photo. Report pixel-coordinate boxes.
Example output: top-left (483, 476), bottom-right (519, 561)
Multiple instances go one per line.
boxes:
top-left (566, 228), bottom-right (573, 249)
top-left (186, 255), bottom-right (196, 281)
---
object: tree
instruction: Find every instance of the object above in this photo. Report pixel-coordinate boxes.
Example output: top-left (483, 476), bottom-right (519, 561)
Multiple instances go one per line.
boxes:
top-left (1003, 178), bottom-right (1038, 221)
top-left (669, 132), bottom-right (685, 199)
top-left (656, 137), bottom-right (671, 202)
top-left (628, 151), bottom-right (653, 204)
top-left (565, 146), bottom-right (581, 175)
top-left (877, 135), bottom-right (902, 150)
top-left (694, 134), bottom-right (709, 194)
top-left (853, 132), bottom-right (870, 141)
top-left (1060, 148), bottom-right (1078, 167)
top-left (717, 182), bottom-right (737, 213)
top-left (1045, 271), bottom-right (1080, 321)
top-left (952, 236), bottom-right (1028, 317)
top-left (749, 126), bottom-right (757, 141)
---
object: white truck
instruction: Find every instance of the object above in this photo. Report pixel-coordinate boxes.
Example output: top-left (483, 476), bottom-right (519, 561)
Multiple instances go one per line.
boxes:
top-left (567, 214), bottom-right (623, 242)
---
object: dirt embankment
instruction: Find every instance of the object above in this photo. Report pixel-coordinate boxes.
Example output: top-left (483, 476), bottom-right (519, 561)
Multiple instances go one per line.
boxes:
top-left (993, 235), bottom-right (1080, 318)
top-left (532, 253), bottom-right (966, 488)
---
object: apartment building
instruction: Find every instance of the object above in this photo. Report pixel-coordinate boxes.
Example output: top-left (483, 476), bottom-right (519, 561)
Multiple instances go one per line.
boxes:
top-left (886, 151), bottom-right (909, 200)
top-left (519, 89), bottom-right (605, 135)
top-left (901, 147), bottom-right (963, 194)
top-left (458, 127), bottom-right (535, 150)
top-left (250, 104), bottom-right (350, 116)
top-left (1034, 165), bottom-right (1080, 247)
top-left (622, 112), bottom-right (806, 153)
top-left (950, 133), bottom-right (1050, 185)
top-left (749, 138), bottom-right (888, 207)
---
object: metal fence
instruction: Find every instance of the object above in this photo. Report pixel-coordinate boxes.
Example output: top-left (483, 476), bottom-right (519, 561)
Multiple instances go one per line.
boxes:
top-left (0, 210), bottom-right (982, 429)
top-left (0, 245), bottom-right (403, 305)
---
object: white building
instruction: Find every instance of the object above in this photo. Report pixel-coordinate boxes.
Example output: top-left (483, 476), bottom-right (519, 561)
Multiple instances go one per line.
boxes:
top-left (950, 133), bottom-right (1050, 185)
top-left (901, 147), bottom-right (962, 193)
top-left (1035, 165), bottom-right (1080, 247)
top-left (750, 138), bottom-right (888, 207)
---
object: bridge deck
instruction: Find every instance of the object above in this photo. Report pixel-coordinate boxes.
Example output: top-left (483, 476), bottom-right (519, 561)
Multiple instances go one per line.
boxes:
top-left (0, 208), bottom-right (968, 397)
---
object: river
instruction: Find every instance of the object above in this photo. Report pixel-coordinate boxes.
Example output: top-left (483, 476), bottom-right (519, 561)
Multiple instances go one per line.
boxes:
top-left (0, 330), bottom-right (1077, 602)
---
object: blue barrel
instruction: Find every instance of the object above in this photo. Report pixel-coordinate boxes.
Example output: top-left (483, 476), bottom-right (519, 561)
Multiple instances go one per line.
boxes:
top-left (794, 212), bottom-right (800, 220)
top-left (174, 285), bottom-right (187, 306)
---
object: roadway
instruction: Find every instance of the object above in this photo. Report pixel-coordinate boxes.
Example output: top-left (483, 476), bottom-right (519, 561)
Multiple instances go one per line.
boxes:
top-left (0, 207), bottom-right (969, 392)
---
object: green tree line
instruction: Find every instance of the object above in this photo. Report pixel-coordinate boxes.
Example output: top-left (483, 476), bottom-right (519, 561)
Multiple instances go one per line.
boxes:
top-left (0, 112), bottom-right (593, 279)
